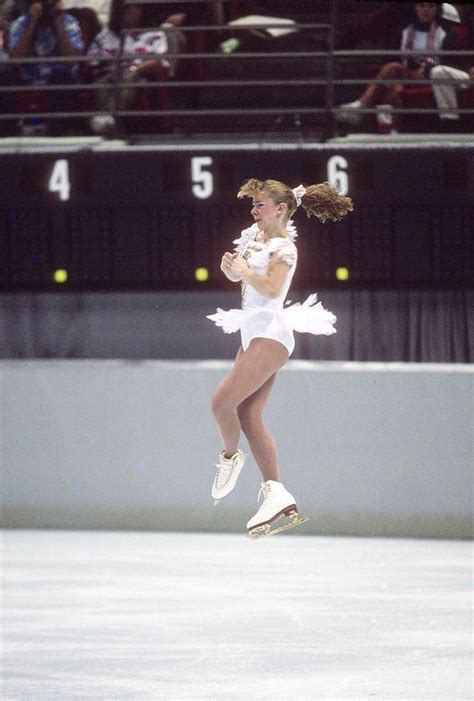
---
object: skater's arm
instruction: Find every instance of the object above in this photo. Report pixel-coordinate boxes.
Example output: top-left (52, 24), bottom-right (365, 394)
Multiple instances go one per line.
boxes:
top-left (233, 256), bottom-right (290, 299)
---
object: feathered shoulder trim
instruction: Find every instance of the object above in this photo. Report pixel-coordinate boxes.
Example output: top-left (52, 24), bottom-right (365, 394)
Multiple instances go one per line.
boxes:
top-left (233, 221), bottom-right (298, 254)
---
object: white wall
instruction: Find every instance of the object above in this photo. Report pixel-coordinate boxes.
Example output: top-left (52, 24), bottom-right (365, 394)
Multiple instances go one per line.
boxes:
top-left (1, 360), bottom-right (472, 538)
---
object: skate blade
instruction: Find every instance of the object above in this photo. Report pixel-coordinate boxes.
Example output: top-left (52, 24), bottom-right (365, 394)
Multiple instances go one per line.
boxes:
top-left (213, 499), bottom-right (221, 506)
top-left (248, 513), bottom-right (309, 540)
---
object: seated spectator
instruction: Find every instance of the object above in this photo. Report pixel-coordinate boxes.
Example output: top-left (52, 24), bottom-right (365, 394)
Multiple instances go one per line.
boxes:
top-left (0, 1), bottom-right (15, 26)
top-left (336, 2), bottom-right (463, 128)
top-left (62, 0), bottom-right (111, 28)
top-left (87, 0), bottom-right (185, 134)
top-left (430, 63), bottom-right (474, 121)
top-left (3, 1), bottom-right (29, 21)
top-left (150, 1), bottom-right (231, 53)
top-left (429, 4), bottom-right (474, 123)
top-left (0, 3), bottom-right (13, 134)
top-left (0, 1), bottom-right (13, 54)
top-left (7, 0), bottom-right (84, 114)
top-left (66, 5), bottom-right (102, 50)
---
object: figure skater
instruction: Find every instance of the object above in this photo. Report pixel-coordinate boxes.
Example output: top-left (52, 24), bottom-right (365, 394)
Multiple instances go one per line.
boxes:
top-left (207, 178), bottom-right (353, 538)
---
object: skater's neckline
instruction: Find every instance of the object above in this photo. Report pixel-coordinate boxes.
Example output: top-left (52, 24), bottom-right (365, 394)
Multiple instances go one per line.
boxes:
top-left (254, 233), bottom-right (293, 244)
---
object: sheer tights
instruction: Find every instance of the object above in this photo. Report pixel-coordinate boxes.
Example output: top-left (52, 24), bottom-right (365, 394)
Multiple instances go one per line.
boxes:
top-left (211, 338), bottom-right (288, 482)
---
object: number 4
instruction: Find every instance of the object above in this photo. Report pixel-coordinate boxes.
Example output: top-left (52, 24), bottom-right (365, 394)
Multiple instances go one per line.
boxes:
top-left (48, 159), bottom-right (70, 201)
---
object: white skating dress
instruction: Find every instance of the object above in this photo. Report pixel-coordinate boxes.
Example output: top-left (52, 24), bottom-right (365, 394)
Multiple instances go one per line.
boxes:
top-left (207, 222), bottom-right (336, 356)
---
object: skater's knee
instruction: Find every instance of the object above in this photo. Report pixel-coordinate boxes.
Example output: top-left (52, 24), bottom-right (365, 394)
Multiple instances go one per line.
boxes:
top-left (211, 390), bottom-right (235, 421)
top-left (237, 406), bottom-right (263, 437)
top-left (211, 391), bottom-right (224, 419)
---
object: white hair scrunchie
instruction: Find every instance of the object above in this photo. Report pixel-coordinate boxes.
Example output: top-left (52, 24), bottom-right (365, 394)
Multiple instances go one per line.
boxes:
top-left (292, 184), bottom-right (307, 207)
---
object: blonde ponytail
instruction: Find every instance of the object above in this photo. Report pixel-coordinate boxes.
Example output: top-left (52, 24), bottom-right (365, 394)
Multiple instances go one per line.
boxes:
top-left (300, 182), bottom-right (353, 222)
top-left (237, 178), bottom-right (353, 223)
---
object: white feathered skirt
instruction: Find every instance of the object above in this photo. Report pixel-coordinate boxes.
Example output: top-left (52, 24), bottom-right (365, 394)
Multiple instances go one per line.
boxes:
top-left (207, 294), bottom-right (336, 356)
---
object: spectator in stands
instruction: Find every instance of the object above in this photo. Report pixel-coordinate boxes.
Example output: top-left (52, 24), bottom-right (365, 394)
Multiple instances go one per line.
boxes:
top-left (62, 0), bottom-right (111, 28)
top-left (336, 2), bottom-right (463, 127)
top-left (149, 1), bottom-right (231, 52)
top-left (153, 1), bottom-right (226, 28)
top-left (87, 0), bottom-right (185, 135)
top-left (429, 3), bottom-right (473, 123)
top-left (66, 5), bottom-right (102, 50)
top-left (0, 2), bottom-right (13, 134)
top-left (430, 64), bottom-right (474, 122)
top-left (0, 1), bottom-right (15, 26)
top-left (3, 0), bottom-right (84, 133)
top-left (1, 1), bottom-right (29, 21)
top-left (0, 1), bottom-right (13, 55)
top-left (8, 0), bottom-right (84, 93)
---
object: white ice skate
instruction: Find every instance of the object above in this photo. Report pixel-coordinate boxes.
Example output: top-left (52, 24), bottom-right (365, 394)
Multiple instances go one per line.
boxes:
top-left (212, 449), bottom-right (246, 505)
top-left (247, 480), bottom-right (309, 540)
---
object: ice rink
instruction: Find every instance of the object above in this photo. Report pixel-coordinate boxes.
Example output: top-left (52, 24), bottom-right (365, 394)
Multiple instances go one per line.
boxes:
top-left (1, 529), bottom-right (472, 700)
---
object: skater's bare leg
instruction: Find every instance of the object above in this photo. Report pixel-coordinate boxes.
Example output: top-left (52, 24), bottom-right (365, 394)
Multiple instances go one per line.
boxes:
top-left (211, 338), bottom-right (288, 458)
top-left (211, 347), bottom-right (244, 457)
top-left (237, 373), bottom-right (279, 482)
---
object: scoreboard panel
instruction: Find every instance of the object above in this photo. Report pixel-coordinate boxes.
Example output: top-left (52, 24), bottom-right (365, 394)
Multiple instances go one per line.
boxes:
top-left (0, 144), bottom-right (472, 289)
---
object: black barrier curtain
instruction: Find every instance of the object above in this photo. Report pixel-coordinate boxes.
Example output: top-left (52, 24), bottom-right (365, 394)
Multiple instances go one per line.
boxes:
top-left (0, 289), bottom-right (472, 362)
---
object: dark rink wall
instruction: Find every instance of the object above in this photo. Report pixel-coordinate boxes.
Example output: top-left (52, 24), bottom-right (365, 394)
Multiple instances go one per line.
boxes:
top-left (2, 360), bottom-right (472, 538)
top-left (1, 141), bottom-right (472, 363)
top-left (0, 289), bottom-right (472, 362)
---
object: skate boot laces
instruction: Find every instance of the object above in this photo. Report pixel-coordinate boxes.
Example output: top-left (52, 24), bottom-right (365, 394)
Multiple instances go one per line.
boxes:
top-left (212, 450), bottom-right (246, 505)
top-left (256, 481), bottom-right (272, 504)
top-left (214, 452), bottom-right (238, 490)
top-left (214, 463), bottom-right (232, 490)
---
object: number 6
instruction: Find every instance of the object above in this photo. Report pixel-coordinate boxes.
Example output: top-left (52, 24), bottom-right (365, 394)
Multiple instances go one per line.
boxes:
top-left (327, 155), bottom-right (349, 196)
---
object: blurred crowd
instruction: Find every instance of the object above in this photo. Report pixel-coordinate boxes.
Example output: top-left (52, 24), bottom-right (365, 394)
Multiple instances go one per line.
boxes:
top-left (0, 0), bottom-right (233, 135)
top-left (336, 2), bottom-right (474, 133)
top-left (0, 1), bottom-right (472, 137)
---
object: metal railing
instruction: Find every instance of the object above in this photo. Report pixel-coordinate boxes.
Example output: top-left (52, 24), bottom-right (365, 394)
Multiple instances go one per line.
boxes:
top-left (0, 5), bottom-right (473, 136)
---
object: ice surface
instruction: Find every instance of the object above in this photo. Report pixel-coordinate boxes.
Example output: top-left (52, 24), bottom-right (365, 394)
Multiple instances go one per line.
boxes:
top-left (1, 530), bottom-right (472, 700)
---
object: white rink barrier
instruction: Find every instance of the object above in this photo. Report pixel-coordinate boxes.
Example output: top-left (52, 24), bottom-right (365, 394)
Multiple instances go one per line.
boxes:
top-left (1, 360), bottom-right (472, 538)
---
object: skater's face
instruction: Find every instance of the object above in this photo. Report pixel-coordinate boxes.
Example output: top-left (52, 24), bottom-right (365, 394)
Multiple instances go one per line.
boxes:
top-left (251, 194), bottom-right (287, 230)
top-left (415, 3), bottom-right (437, 24)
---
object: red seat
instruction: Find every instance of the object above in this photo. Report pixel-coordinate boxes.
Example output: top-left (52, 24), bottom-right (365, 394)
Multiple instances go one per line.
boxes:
top-left (127, 62), bottom-right (173, 132)
top-left (401, 83), bottom-right (474, 110)
top-left (16, 90), bottom-right (50, 113)
top-left (400, 85), bottom-right (436, 108)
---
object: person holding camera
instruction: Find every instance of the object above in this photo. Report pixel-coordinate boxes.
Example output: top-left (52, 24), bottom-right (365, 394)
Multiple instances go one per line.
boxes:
top-left (336, 2), bottom-right (463, 128)
top-left (8, 0), bottom-right (84, 94)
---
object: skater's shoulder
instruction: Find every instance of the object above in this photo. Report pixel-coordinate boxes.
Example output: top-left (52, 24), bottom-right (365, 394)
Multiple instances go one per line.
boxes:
top-left (267, 237), bottom-right (298, 267)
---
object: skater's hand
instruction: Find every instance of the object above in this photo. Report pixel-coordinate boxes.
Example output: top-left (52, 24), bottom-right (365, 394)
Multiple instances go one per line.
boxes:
top-left (230, 254), bottom-right (249, 278)
top-left (469, 66), bottom-right (474, 80)
top-left (220, 252), bottom-right (234, 272)
top-left (220, 252), bottom-right (242, 282)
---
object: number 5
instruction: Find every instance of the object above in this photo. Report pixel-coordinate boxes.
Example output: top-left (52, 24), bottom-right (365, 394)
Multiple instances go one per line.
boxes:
top-left (48, 159), bottom-right (70, 201)
top-left (191, 156), bottom-right (213, 199)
